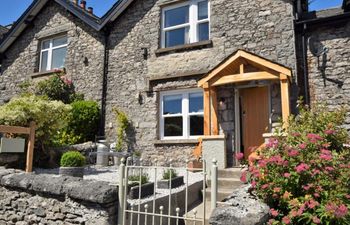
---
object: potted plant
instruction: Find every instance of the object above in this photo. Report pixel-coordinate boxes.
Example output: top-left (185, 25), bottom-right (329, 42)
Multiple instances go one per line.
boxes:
top-left (157, 169), bottom-right (184, 189)
top-left (128, 173), bottom-right (154, 199)
top-left (59, 151), bottom-right (86, 177)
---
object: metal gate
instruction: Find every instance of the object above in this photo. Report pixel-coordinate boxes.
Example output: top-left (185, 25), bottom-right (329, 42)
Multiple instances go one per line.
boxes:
top-left (117, 158), bottom-right (218, 225)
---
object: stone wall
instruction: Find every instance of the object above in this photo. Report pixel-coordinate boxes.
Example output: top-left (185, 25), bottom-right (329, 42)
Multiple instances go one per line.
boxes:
top-left (105, 0), bottom-right (296, 164)
top-left (0, 1), bottom-right (105, 104)
top-left (0, 168), bottom-right (118, 225)
top-left (306, 21), bottom-right (350, 130)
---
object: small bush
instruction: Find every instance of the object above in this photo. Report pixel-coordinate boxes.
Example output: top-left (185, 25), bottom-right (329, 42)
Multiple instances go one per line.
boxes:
top-left (128, 173), bottom-right (149, 186)
top-left (60, 151), bottom-right (86, 167)
top-left (35, 74), bottom-right (75, 104)
top-left (243, 103), bottom-right (350, 225)
top-left (0, 95), bottom-right (71, 144)
top-left (66, 100), bottom-right (100, 143)
top-left (162, 169), bottom-right (178, 180)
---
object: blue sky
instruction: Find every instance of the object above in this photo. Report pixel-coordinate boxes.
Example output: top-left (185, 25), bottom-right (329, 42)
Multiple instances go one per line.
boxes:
top-left (0, 0), bottom-right (345, 26)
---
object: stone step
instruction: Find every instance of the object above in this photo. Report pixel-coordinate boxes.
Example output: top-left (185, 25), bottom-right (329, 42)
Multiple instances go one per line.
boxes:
top-left (217, 168), bottom-right (243, 179)
top-left (204, 188), bottom-right (233, 202)
top-left (207, 178), bottom-right (242, 189)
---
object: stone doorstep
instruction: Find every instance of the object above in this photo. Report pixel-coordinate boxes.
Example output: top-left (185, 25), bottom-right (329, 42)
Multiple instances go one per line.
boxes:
top-left (207, 178), bottom-right (242, 189)
top-left (217, 168), bottom-right (243, 179)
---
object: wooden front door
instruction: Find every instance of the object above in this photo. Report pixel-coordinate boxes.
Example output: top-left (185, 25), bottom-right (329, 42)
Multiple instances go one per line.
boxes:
top-left (240, 86), bottom-right (269, 159)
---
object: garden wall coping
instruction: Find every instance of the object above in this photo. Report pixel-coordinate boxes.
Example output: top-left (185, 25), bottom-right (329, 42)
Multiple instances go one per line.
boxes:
top-left (0, 168), bottom-right (118, 204)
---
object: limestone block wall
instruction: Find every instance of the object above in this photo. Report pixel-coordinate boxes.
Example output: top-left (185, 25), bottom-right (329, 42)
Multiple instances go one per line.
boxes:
top-left (306, 21), bottom-right (350, 130)
top-left (0, 168), bottom-right (118, 225)
top-left (0, 1), bottom-right (105, 104)
top-left (105, 0), bottom-right (296, 164)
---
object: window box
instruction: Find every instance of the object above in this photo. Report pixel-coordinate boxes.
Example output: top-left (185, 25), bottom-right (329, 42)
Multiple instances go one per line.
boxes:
top-left (161, 0), bottom-right (210, 48)
top-left (157, 176), bottom-right (184, 189)
top-left (159, 89), bottom-right (204, 140)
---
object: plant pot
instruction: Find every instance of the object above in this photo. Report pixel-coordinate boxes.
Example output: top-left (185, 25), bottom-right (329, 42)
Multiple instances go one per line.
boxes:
top-left (113, 156), bottom-right (122, 166)
top-left (187, 160), bottom-right (203, 172)
top-left (59, 167), bottom-right (84, 178)
top-left (157, 176), bottom-right (184, 189)
top-left (128, 182), bottom-right (154, 199)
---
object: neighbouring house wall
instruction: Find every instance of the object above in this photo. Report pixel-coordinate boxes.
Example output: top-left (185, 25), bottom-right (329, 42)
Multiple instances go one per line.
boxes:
top-left (0, 1), bottom-right (105, 104)
top-left (306, 21), bottom-right (350, 130)
top-left (105, 0), bottom-right (297, 165)
top-left (0, 168), bottom-right (118, 225)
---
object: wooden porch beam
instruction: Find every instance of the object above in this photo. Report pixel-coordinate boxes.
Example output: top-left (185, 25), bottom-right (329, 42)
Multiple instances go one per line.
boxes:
top-left (210, 71), bottom-right (279, 86)
top-left (203, 87), bottom-right (211, 135)
top-left (210, 87), bottom-right (219, 135)
top-left (240, 51), bottom-right (292, 76)
top-left (280, 74), bottom-right (290, 127)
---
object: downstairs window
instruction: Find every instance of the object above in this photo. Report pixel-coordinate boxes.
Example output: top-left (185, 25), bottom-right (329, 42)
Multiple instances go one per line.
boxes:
top-left (160, 89), bottom-right (204, 139)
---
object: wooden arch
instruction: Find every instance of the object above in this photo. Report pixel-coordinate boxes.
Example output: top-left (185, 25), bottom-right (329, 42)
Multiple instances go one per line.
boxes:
top-left (198, 50), bottom-right (292, 135)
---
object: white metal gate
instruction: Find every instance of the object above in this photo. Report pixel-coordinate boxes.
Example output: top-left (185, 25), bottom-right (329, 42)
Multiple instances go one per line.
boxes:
top-left (117, 158), bottom-right (218, 225)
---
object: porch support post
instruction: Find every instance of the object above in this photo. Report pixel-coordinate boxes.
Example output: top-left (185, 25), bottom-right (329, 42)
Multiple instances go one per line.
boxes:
top-left (210, 87), bottom-right (219, 135)
top-left (203, 83), bottom-right (211, 135)
top-left (280, 74), bottom-right (290, 127)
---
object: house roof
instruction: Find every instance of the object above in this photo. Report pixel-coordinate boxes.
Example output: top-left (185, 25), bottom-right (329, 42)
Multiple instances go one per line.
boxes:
top-left (343, 0), bottom-right (350, 11)
top-left (296, 0), bottom-right (350, 25)
top-left (0, 0), bottom-right (135, 53)
top-left (0, 26), bottom-right (8, 40)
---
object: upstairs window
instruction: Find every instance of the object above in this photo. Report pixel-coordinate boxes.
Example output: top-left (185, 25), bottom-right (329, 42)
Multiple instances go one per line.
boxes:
top-left (160, 89), bottom-right (204, 139)
top-left (39, 36), bottom-right (67, 72)
top-left (161, 0), bottom-right (210, 48)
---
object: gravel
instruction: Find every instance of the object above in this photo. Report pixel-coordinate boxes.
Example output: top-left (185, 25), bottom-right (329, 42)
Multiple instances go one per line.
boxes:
top-left (35, 165), bottom-right (204, 205)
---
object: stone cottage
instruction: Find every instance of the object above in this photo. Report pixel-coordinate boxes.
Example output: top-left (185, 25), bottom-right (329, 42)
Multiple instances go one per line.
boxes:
top-left (0, 0), bottom-right (348, 166)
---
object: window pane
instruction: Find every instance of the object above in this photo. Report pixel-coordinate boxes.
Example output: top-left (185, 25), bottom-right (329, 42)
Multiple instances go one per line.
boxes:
top-left (189, 92), bottom-right (203, 113)
top-left (165, 27), bottom-right (189, 47)
top-left (52, 47), bottom-right (67, 69)
top-left (198, 1), bottom-right (208, 20)
top-left (164, 117), bottom-right (183, 137)
top-left (42, 40), bottom-right (50, 49)
top-left (53, 36), bottom-right (67, 47)
top-left (164, 5), bottom-right (189, 28)
top-left (190, 115), bottom-right (204, 136)
top-left (163, 94), bottom-right (182, 115)
top-left (198, 22), bottom-right (209, 41)
top-left (40, 51), bottom-right (48, 71)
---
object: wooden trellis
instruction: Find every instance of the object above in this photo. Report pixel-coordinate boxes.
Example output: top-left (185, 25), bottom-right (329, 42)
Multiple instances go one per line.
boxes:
top-left (0, 122), bottom-right (36, 172)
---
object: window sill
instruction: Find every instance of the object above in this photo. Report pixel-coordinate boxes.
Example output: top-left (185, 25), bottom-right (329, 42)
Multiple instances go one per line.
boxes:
top-left (154, 139), bottom-right (199, 145)
top-left (155, 40), bottom-right (213, 56)
top-left (30, 69), bottom-right (65, 79)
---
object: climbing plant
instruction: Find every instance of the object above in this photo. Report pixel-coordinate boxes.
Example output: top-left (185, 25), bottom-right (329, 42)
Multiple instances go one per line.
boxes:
top-left (113, 108), bottom-right (129, 151)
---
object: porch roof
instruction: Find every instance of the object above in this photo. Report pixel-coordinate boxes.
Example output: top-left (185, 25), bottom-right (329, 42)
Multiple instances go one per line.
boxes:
top-left (198, 50), bottom-right (292, 87)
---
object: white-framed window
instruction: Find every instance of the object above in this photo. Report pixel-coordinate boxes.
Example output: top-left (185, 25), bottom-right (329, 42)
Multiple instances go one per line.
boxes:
top-left (161, 0), bottom-right (210, 48)
top-left (160, 89), bottom-right (204, 139)
top-left (39, 36), bottom-right (68, 72)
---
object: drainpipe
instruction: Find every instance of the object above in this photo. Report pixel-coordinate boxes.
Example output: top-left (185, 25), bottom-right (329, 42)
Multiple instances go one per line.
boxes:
top-left (99, 26), bottom-right (110, 136)
top-left (301, 23), bottom-right (310, 105)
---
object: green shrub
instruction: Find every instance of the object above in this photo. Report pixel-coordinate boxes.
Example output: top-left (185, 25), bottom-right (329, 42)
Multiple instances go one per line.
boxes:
top-left (65, 100), bottom-right (100, 143)
top-left (0, 95), bottom-right (71, 145)
top-left (162, 169), bottom-right (178, 180)
top-left (242, 103), bottom-right (350, 225)
top-left (128, 173), bottom-right (149, 186)
top-left (60, 151), bottom-right (86, 167)
top-left (35, 74), bottom-right (76, 104)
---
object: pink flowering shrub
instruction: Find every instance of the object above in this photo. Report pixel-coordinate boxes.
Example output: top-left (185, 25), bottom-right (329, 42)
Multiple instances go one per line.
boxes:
top-left (245, 104), bottom-right (350, 224)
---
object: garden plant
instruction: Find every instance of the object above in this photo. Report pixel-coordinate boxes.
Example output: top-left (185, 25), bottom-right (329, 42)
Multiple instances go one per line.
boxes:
top-left (240, 103), bottom-right (350, 224)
